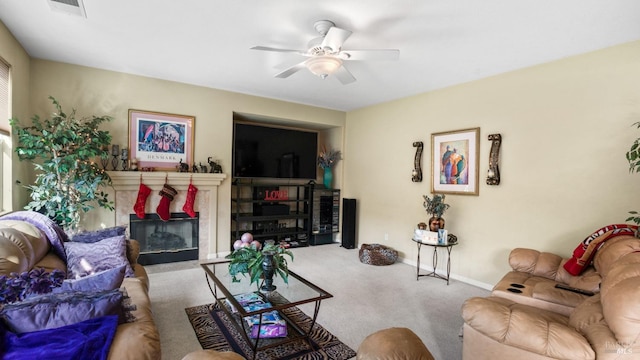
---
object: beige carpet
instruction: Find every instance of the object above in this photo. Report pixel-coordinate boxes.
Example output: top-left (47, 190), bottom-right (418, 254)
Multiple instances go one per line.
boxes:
top-left (146, 244), bottom-right (490, 360)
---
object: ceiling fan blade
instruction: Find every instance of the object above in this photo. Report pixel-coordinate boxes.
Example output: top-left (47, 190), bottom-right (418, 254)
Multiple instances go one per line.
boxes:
top-left (274, 62), bottom-right (307, 78)
top-left (321, 27), bottom-right (352, 52)
top-left (339, 49), bottom-right (400, 61)
top-left (334, 65), bottom-right (356, 85)
top-left (251, 46), bottom-right (305, 54)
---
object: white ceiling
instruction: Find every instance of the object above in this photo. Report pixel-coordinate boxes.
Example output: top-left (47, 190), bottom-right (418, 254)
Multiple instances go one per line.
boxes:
top-left (1, 1), bottom-right (640, 112)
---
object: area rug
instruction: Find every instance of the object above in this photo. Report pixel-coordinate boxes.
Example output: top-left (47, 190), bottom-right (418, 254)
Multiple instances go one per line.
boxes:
top-left (185, 300), bottom-right (356, 360)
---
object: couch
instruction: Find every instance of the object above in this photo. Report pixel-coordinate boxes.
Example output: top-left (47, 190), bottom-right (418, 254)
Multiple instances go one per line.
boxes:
top-left (0, 211), bottom-right (161, 359)
top-left (461, 233), bottom-right (640, 359)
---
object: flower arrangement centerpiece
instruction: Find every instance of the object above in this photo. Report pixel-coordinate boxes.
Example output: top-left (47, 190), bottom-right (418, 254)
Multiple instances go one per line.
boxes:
top-left (317, 147), bottom-right (341, 188)
top-left (226, 233), bottom-right (294, 291)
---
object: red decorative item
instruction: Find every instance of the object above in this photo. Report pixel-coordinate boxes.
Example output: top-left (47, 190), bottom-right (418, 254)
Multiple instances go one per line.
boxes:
top-left (264, 189), bottom-right (288, 201)
top-left (133, 183), bottom-right (152, 219)
top-left (182, 183), bottom-right (198, 218)
top-left (156, 183), bottom-right (177, 221)
top-left (563, 224), bottom-right (638, 275)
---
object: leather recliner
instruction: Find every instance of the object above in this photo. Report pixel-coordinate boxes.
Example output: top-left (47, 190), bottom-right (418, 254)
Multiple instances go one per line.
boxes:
top-left (461, 235), bottom-right (640, 359)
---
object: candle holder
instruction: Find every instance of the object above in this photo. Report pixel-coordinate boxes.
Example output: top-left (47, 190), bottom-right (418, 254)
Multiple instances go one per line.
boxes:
top-left (120, 148), bottom-right (129, 171)
top-left (99, 145), bottom-right (109, 169)
top-left (486, 134), bottom-right (501, 185)
top-left (111, 155), bottom-right (119, 171)
top-left (111, 144), bottom-right (120, 171)
top-left (100, 155), bottom-right (109, 170)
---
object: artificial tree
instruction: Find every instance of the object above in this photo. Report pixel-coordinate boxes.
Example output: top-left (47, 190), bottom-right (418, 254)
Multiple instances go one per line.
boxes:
top-left (10, 97), bottom-right (114, 232)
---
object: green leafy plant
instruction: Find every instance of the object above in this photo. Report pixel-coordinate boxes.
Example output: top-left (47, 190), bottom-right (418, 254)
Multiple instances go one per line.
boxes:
top-left (626, 122), bottom-right (640, 226)
top-left (226, 243), bottom-right (294, 287)
top-left (9, 96), bottom-right (114, 232)
top-left (423, 194), bottom-right (450, 218)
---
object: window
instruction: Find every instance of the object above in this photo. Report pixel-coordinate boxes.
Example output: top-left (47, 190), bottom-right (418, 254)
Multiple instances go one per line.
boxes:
top-left (0, 57), bottom-right (11, 213)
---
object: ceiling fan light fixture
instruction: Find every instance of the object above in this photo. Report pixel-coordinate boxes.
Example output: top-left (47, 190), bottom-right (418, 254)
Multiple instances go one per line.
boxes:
top-left (306, 56), bottom-right (343, 79)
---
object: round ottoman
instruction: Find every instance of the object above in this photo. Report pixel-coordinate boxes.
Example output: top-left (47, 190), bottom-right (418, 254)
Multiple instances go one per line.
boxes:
top-left (356, 327), bottom-right (435, 360)
top-left (359, 243), bottom-right (398, 266)
top-left (181, 350), bottom-right (246, 360)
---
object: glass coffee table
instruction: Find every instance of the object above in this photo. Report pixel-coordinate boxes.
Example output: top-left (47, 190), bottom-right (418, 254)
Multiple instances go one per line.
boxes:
top-left (200, 259), bottom-right (333, 359)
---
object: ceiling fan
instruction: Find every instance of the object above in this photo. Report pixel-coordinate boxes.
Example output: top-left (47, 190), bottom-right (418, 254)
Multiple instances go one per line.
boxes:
top-left (251, 20), bottom-right (400, 85)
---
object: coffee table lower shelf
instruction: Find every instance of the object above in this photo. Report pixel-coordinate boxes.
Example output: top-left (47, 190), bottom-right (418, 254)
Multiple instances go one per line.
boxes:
top-left (201, 260), bottom-right (332, 360)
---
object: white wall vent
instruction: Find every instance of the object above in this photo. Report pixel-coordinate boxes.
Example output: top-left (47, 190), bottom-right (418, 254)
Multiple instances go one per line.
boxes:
top-left (47, 0), bottom-right (87, 18)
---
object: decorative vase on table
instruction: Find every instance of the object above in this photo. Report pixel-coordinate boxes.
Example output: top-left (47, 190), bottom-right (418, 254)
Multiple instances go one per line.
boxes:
top-left (323, 167), bottom-right (333, 189)
top-left (428, 216), bottom-right (445, 232)
top-left (261, 251), bottom-right (276, 292)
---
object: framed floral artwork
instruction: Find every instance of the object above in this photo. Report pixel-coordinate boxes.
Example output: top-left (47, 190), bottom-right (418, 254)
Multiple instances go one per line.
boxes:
top-left (431, 127), bottom-right (480, 195)
top-left (128, 109), bottom-right (194, 171)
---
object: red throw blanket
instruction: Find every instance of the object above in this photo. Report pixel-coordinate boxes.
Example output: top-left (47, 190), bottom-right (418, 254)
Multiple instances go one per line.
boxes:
top-left (563, 224), bottom-right (638, 276)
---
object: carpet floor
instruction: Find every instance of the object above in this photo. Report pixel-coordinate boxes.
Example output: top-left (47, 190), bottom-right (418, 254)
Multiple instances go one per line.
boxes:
top-left (185, 301), bottom-right (356, 360)
top-left (148, 244), bottom-right (491, 359)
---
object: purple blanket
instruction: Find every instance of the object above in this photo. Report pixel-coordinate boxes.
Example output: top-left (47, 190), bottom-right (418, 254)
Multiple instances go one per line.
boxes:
top-left (1, 315), bottom-right (118, 360)
top-left (0, 211), bottom-right (68, 264)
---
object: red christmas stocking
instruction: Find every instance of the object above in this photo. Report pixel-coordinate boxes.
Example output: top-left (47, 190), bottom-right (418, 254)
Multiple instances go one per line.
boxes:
top-left (156, 183), bottom-right (177, 221)
top-left (182, 183), bottom-right (198, 218)
top-left (133, 183), bottom-right (152, 219)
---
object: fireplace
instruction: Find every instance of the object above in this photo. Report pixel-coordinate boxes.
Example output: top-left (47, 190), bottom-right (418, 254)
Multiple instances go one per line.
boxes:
top-left (107, 171), bottom-right (227, 261)
top-left (129, 212), bottom-right (199, 265)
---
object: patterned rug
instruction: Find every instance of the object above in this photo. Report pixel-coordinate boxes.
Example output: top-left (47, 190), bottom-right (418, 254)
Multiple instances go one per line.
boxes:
top-left (185, 299), bottom-right (356, 360)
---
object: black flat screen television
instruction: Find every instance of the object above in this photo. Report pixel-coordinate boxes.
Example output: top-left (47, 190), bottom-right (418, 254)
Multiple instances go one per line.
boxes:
top-left (233, 122), bottom-right (318, 180)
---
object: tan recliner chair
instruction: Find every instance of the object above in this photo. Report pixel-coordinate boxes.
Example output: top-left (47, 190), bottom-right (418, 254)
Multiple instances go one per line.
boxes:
top-left (461, 235), bottom-right (640, 360)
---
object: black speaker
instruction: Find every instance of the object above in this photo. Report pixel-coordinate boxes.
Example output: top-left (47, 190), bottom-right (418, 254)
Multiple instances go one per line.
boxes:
top-left (342, 198), bottom-right (356, 249)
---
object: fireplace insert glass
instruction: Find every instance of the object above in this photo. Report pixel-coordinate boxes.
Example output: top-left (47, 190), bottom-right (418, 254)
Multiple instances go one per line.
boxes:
top-left (129, 212), bottom-right (199, 265)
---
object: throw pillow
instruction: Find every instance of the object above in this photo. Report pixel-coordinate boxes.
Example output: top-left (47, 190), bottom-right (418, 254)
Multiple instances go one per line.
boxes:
top-left (65, 235), bottom-right (134, 279)
top-left (55, 265), bottom-right (126, 293)
top-left (0, 268), bottom-right (66, 304)
top-left (0, 289), bottom-right (124, 333)
top-left (70, 225), bottom-right (127, 243)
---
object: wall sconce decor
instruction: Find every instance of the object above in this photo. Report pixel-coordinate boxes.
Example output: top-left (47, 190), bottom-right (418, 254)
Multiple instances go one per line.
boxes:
top-left (412, 141), bottom-right (423, 182)
top-left (487, 134), bottom-right (501, 185)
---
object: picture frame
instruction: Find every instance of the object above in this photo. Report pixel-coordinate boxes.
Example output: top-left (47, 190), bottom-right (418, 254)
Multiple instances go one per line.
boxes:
top-left (431, 127), bottom-right (480, 195)
top-left (128, 109), bottom-right (194, 171)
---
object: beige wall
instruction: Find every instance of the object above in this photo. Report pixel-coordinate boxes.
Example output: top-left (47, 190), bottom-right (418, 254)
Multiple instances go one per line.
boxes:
top-left (344, 40), bottom-right (640, 288)
top-left (24, 60), bottom-right (345, 255)
top-left (0, 20), bottom-right (31, 212)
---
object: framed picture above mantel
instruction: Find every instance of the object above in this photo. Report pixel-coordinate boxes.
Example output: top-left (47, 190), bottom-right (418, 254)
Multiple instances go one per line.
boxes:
top-left (128, 109), bottom-right (194, 171)
top-left (431, 127), bottom-right (480, 196)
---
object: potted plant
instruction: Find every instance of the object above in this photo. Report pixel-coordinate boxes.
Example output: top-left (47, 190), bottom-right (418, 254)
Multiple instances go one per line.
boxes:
top-left (625, 122), bottom-right (640, 233)
top-left (226, 242), bottom-right (294, 291)
top-left (423, 194), bottom-right (450, 231)
top-left (9, 96), bottom-right (114, 233)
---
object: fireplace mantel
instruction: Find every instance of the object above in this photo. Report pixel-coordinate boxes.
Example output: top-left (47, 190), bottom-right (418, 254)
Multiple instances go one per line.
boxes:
top-left (107, 171), bottom-right (227, 260)
top-left (108, 171), bottom-right (226, 191)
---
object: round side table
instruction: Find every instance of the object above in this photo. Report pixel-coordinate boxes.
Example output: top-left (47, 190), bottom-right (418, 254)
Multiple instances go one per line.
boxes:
top-left (411, 238), bottom-right (457, 285)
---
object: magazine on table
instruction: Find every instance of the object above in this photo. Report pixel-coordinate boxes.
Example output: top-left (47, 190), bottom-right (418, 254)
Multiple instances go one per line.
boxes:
top-left (227, 292), bottom-right (288, 338)
top-left (226, 292), bottom-right (263, 313)
top-left (244, 310), bottom-right (281, 326)
top-left (250, 322), bottom-right (288, 338)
